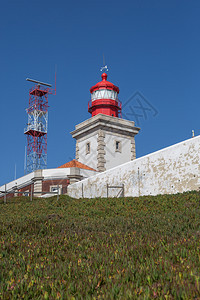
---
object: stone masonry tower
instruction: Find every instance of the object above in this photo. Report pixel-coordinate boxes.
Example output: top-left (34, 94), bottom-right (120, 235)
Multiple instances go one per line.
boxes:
top-left (71, 72), bottom-right (140, 172)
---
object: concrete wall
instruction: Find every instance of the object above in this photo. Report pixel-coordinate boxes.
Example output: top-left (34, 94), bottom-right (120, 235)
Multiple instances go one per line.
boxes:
top-left (80, 168), bottom-right (99, 178)
top-left (78, 134), bottom-right (98, 170)
top-left (43, 168), bottom-right (70, 179)
top-left (0, 173), bottom-right (34, 194)
top-left (68, 135), bottom-right (200, 198)
top-left (104, 133), bottom-right (132, 170)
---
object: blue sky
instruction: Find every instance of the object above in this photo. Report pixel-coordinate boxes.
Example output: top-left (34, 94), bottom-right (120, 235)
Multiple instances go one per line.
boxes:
top-left (1, 0), bottom-right (200, 185)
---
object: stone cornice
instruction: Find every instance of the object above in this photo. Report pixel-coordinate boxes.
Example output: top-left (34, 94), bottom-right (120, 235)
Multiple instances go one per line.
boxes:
top-left (71, 114), bottom-right (140, 140)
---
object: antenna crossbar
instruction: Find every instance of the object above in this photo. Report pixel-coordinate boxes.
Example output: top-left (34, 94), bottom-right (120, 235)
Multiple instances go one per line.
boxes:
top-left (26, 78), bottom-right (52, 87)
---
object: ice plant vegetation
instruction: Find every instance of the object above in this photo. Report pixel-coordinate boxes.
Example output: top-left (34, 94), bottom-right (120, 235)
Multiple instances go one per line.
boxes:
top-left (0, 191), bottom-right (200, 298)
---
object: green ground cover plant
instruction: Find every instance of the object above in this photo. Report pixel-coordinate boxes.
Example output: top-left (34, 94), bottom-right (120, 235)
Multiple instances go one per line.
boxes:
top-left (0, 191), bottom-right (200, 299)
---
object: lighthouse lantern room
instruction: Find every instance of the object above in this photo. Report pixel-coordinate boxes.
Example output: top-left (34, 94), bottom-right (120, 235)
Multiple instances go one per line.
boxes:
top-left (88, 73), bottom-right (122, 117)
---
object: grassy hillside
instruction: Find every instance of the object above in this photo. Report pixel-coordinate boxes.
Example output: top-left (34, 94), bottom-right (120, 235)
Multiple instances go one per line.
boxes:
top-left (0, 192), bottom-right (200, 299)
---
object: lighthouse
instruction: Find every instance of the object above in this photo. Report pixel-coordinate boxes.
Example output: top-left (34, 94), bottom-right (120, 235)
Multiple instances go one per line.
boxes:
top-left (71, 72), bottom-right (140, 172)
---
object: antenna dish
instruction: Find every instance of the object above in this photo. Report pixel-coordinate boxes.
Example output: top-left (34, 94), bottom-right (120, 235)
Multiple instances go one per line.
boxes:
top-left (26, 78), bottom-right (52, 87)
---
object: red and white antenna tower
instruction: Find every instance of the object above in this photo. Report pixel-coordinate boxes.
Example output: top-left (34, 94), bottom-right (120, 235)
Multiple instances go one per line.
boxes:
top-left (24, 77), bottom-right (56, 173)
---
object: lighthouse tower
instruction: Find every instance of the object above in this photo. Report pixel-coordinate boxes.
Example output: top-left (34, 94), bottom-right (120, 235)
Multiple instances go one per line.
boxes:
top-left (71, 72), bottom-right (140, 172)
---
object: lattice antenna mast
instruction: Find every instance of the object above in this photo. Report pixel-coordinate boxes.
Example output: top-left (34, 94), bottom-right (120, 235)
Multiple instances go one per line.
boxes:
top-left (24, 78), bottom-right (55, 174)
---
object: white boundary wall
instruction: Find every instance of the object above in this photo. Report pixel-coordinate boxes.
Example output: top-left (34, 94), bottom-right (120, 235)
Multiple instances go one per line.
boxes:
top-left (68, 136), bottom-right (200, 198)
top-left (0, 173), bottom-right (34, 194)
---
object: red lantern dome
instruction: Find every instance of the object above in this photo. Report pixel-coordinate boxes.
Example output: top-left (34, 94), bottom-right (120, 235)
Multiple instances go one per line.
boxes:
top-left (88, 73), bottom-right (122, 117)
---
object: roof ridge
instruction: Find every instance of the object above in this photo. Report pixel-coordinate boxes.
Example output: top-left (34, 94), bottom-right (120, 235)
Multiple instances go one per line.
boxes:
top-left (58, 159), bottom-right (97, 171)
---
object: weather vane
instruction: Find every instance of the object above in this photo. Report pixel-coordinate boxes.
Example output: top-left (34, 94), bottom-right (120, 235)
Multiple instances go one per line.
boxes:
top-left (100, 54), bottom-right (109, 72)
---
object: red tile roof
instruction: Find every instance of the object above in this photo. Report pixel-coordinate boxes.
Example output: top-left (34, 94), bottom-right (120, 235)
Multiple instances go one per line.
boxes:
top-left (58, 159), bottom-right (97, 171)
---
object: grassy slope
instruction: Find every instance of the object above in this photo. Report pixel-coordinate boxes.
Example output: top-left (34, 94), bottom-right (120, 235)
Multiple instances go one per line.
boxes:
top-left (0, 192), bottom-right (200, 299)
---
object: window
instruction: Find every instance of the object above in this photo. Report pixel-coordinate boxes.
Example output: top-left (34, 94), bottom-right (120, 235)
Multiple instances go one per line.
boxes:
top-left (86, 142), bottom-right (90, 154)
top-left (115, 141), bottom-right (121, 152)
top-left (51, 186), bottom-right (58, 193)
top-left (23, 190), bottom-right (29, 197)
top-left (50, 185), bottom-right (62, 194)
top-left (91, 89), bottom-right (118, 101)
